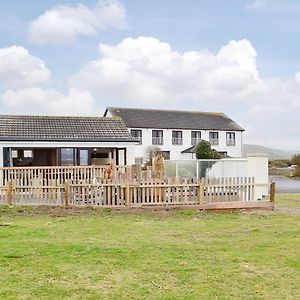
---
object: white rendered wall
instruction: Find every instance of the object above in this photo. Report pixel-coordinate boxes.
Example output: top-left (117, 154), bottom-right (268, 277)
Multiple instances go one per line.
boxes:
top-left (130, 128), bottom-right (243, 162)
top-left (0, 147), bottom-right (3, 183)
top-left (126, 145), bottom-right (136, 165)
top-left (247, 154), bottom-right (269, 201)
top-left (0, 147), bottom-right (3, 168)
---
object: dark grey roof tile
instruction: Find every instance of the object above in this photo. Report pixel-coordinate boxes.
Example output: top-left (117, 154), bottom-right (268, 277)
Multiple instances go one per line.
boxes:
top-left (106, 107), bottom-right (244, 131)
top-left (0, 115), bottom-right (136, 142)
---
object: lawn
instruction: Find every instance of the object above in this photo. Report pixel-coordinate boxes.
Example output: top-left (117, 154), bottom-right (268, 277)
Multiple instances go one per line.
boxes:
top-left (0, 195), bottom-right (299, 299)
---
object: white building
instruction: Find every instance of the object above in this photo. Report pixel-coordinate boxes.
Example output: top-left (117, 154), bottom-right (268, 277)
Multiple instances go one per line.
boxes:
top-left (104, 107), bottom-right (244, 163)
top-left (0, 115), bottom-right (137, 167)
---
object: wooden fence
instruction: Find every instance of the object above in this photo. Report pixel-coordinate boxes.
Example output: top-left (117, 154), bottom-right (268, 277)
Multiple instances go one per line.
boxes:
top-left (0, 165), bottom-right (259, 207)
top-left (0, 164), bottom-right (154, 186)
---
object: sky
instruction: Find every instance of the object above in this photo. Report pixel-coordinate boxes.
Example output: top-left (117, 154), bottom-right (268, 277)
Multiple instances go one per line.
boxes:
top-left (0, 0), bottom-right (299, 150)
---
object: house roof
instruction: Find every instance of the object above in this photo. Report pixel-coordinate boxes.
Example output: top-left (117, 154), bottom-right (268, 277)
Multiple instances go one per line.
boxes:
top-left (0, 115), bottom-right (137, 142)
top-left (181, 146), bottom-right (196, 154)
top-left (104, 107), bottom-right (244, 131)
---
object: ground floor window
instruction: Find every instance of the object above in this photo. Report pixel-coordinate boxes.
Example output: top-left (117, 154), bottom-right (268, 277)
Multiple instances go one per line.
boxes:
top-left (61, 148), bottom-right (90, 166)
top-left (162, 151), bottom-right (170, 160)
top-left (135, 157), bottom-right (143, 165)
top-left (11, 149), bottom-right (34, 166)
top-left (61, 148), bottom-right (77, 166)
top-left (79, 149), bottom-right (89, 165)
top-left (4, 147), bottom-right (120, 167)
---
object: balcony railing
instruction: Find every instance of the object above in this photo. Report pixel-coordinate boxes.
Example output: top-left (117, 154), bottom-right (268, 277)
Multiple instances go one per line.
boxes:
top-left (191, 138), bottom-right (201, 145)
top-left (152, 137), bottom-right (163, 145)
top-left (209, 138), bottom-right (219, 145)
top-left (172, 138), bottom-right (183, 145)
top-left (226, 139), bottom-right (236, 146)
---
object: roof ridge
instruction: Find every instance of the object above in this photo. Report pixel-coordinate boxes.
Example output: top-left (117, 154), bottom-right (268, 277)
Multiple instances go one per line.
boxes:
top-left (107, 106), bottom-right (224, 116)
top-left (0, 114), bottom-right (123, 121)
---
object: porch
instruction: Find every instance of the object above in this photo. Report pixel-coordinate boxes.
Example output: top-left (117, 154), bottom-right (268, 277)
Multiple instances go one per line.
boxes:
top-left (3, 147), bottom-right (128, 167)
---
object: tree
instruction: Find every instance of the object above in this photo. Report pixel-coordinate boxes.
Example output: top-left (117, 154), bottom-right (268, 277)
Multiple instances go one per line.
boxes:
top-left (195, 140), bottom-right (221, 159)
top-left (292, 154), bottom-right (300, 177)
top-left (195, 140), bottom-right (221, 178)
top-left (144, 146), bottom-right (162, 167)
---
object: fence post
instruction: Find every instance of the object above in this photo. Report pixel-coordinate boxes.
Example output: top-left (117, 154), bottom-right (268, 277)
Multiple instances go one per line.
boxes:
top-left (64, 181), bottom-right (70, 208)
top-left (6, 181), bottom-right (13, 207)
top-left (198, 178), bottom-right (205, 204)
top-left (125, 183), bottom-right (130, 207)
top-left (270, 182), bottom-right (275, 202)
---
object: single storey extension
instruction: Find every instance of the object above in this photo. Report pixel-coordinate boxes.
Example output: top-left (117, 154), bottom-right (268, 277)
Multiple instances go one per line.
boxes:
top-left (0, 115), bottom-right (137, 167)
top-left (104, 107), bottom-right (244, 163)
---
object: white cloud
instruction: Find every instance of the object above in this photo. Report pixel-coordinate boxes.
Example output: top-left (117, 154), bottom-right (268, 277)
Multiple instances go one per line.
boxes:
top-left (0, 45), bottom-right (96, 115)
top-left (28, 0), bottom-right (127, 44)
top-left (1, 87), bottom-right (95, 115)
top-left (217, 39), bottom-right (259, 80)
top-left (0, 37), bottom-right (298, 149)
top-left (70, 36), bottom-right (261, 104)
top-left (0, 46), bottom-right (51, 89)
top-left (69, 36), bottom-right (300, 149)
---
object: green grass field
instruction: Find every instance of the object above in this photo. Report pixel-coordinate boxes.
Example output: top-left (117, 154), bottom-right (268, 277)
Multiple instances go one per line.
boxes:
top-left (0, 195), bottom-right (299, 299)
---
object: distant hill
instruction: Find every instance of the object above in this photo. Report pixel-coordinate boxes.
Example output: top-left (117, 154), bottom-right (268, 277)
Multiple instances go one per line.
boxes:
top-left (243, 144), bottom-right (298, 159)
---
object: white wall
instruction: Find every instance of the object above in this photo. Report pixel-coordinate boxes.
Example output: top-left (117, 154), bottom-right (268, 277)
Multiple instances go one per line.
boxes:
top-left (130, 128), bottom-right (243, 162)
top-left (0, 147), bottom-right (3, 168)
top-left (126, 145), bottom-right (136, 165)
top-left (247, 154), bottom-right (269, 200)
top-left (0, 147), bottom-right (3, 183)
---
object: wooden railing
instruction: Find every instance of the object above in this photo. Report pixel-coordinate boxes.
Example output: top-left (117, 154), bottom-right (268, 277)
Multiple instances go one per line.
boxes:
top-left (0, 173), bottom-right (256, 207)
top-left (0, 165), bottom-right (109, 186)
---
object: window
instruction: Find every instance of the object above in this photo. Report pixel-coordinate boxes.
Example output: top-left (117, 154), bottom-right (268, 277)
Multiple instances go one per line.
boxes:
top-left (172, 131), bottom-right (183, 145)
top-left (23, 150), bottom-right (33, 158)
top-left (61, 148), bottom-right (77, 166)
top-left (209, 132), bottom-right (219, 145)
top-left (131, 129), bottom-right (142, 144)
top-left (191, 131), bottom-right (201, 145)
top-left (79, 149), bottom-right (89, 165)
top-left (162, 151), bottom-right (170, 160)
top-left (135, 157), bottom-right (143, 165)
top-left (218, 151), bottom-right (228, 158)
top-left (226, 132), bottom-right (236, 146)
top-left (11, 149), bottom-right (34, 167)
top-left (152, 130), bottom-right (163, 145)
top-left (11, 150), bottom-right (18, 158)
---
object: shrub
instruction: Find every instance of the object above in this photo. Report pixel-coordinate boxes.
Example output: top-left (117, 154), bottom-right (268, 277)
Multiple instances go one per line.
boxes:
top-left (291, 154), bottom-right (300, 177)
top-left (195, 140), bottom-right (221, 159)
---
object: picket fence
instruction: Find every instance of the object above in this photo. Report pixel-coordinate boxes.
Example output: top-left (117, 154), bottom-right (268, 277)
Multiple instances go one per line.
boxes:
top-left (0, 165), bottom-right (259, 207)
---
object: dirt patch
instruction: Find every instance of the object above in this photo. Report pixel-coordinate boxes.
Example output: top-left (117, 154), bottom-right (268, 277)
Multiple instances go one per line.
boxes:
top-left (274, 206), bottom-right (300, 215)
top-left (0, 204), bottom-right (276, 219)
top-left (0, 205), bottom-right (99, 217)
